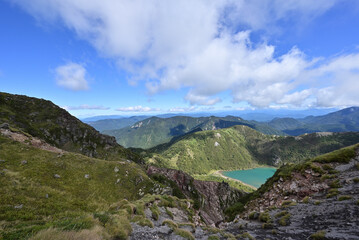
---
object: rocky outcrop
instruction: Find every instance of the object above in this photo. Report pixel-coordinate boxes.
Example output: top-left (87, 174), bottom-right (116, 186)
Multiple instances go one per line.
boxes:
top-left (245, 166), bottom-right (330, 213)
top-left (147, 166), bottom-right (245, 225)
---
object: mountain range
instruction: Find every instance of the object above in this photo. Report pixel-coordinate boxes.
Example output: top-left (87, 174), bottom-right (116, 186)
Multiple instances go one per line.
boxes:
top-left (102, 116), bottom-right (284, 149)
top-left (88, 106), bottom-right (359, 150)
top-left (1, 92), bottom-right (358, 240)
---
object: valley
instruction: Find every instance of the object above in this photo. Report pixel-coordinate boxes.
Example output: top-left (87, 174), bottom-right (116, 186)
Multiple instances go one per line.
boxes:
top-left (3, 2), bottom-right (359, 239)
top-left (1, 92), bottom-right (359, 240)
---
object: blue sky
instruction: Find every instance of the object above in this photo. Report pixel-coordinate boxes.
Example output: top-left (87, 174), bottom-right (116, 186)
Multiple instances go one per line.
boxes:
top-left (1, 0), bottom-right (359, 117)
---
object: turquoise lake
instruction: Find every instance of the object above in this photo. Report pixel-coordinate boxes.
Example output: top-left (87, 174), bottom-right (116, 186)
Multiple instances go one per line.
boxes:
top-left (222, 167), bottom-right (277, 188)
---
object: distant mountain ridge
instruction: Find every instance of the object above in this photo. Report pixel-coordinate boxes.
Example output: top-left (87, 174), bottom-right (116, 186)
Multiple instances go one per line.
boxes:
top-left (104, 115), bottom-right (285, 149)
top-left (268, 106), bottom-right (359, 135)
top-left (87, 116), bottom-right (149, 131)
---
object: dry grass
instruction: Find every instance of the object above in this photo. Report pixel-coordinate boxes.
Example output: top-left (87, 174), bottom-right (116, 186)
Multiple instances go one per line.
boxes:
top-left (29, 226), bottom-right (105, 240)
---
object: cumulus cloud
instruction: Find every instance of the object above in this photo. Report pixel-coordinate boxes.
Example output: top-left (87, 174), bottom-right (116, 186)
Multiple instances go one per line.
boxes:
top-left (116, 106), bottom-right (160, 112)
top-left (62, 105), bottom-right (110, 110)
top-left (13, 0), bottom-right (359, 108)
top-left (55, 63), bottom-right (89, 91)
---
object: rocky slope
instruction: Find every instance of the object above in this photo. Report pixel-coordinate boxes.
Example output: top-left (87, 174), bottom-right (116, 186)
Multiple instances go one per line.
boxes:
top-left (147, 166), bottom-right (245, 226)
top-left (0, 92), bottom-right (139, 161)
top-left (127, 144), bottom-right (359, 240)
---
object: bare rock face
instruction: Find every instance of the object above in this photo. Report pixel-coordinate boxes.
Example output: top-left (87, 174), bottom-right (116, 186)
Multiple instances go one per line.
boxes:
top-left (147, 166), bottom-right (245, 225)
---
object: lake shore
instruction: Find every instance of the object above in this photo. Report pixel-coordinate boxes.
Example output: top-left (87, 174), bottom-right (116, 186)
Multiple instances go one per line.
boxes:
top-left (214, 170), bottom-right (257, 190)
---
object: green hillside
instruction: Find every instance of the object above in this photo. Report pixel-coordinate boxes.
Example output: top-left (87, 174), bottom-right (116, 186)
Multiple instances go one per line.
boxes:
top-left (105, 116), bottom-right (284, 149)
top-left (0, 92), bottom-right (140, 162)
top-left (0, 134), bottom-right (156, 239)
top-left (145, 125), bottom-right (359, 174)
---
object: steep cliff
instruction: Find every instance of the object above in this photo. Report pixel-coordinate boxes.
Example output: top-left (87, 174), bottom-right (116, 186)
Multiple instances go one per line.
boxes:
top-left (147, 166), bottom-right (245, 226)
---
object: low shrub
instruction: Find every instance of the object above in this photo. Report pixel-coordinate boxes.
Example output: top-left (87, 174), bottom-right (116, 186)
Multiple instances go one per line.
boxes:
top-left (259, 212), bottom-right (271, 223)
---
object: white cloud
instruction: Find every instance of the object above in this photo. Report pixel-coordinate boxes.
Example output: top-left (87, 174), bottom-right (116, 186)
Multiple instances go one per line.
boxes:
top-left (168, 106), bottom-right (197, 112)
top-left (223, 0), bottom-right (338, 32)
top-left (62, 105), bottom-right (110, 110)
top-left (55, 63), bottom-right (89, 91)
top-left (185, 92), bottom-right (222, 106)
top-left (116, 106), bottom-right (160, 112)
top-left (13, 0), bottom-right (359, 108)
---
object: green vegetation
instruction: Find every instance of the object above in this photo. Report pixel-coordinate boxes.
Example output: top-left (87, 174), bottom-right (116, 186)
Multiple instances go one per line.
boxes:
top-left (338, 195), bottom-right (352, 201)
top-left (225, 202), bottom-right (245, 221)
top-left (0, 92), bottom-right (140, 162)
top-left (259, 212), bottom-right (271, 223)
top-left (314, 201), bottom-right (321, 205)
top-left (269, 107), bottom-right (359, 135)
top-left (0, 134), bottom-right (163, 239)
top-left (105, 115), bottom-right (284, 149)
top-left (329, 179), bottom-right (342, 188)
top-left (162, 219), bottom-right (178, 230)
top-left (275, 211), bottom-right (290, 226)
top-left (208, 235), bottom-right (220, 240)
top-left (194, 174), bottom-right (254, 192)
top-left (310, 230), bottom-right (327, 240)
top-left (174, 228), bottom-right (195, 240)
top-left (302, 196), bottom-right (310, 203)
top-left (144, 125), bottom-right (359, 175)
top-left (326, 189), bottom-right (339, 198)
top-left (237, 232), bottom-right (255, 240)
top-left (150, 204), bottom-right (160, 221)
top-left (278, 213), bottom-right (291, 226)
top-left (353, 178), bottom-right (359, 183)
top-left (248, 211), bottom-right (258, 220)
top-left (313, 145), bottom-right (357, 164)
top-left (281, 200), bottom-right (297, 208)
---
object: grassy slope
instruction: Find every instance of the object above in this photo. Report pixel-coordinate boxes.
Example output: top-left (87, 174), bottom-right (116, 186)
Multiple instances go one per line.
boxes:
top-left (0, 135), bottom-right (154, 239)
top-left (146, 125), bottom-right (359, 175)
top-left (105, 116), bottom-right (284, 149)
top-left (147, 126), bottom-right (274, 174)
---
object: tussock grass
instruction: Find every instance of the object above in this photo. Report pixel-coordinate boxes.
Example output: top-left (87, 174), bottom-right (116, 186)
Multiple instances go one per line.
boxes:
top-left (326, 188), bottom-right (339, 198)
top-left (310, 230), bottom-right (326, 240)
top-left (174, 228), bottom-right (195, 240)
top-left (29, 226), bottom-right (104, 240)
top-left (338, 195), bottom-right (352, 201)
